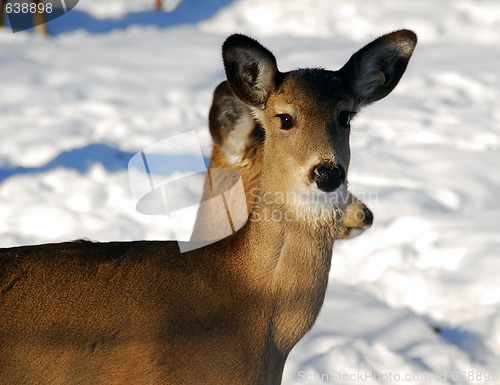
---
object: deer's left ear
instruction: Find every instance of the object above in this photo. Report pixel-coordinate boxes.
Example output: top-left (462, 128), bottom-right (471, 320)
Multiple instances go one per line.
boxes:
top-left (340, 30), bottom-right (417, 107)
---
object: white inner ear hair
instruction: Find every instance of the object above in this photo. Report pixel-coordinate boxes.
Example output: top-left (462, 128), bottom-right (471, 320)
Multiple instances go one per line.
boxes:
top-left (221, 112), bottom-right (255, 165)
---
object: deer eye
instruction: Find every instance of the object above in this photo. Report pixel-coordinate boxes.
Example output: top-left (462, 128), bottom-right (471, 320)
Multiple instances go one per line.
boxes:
top-left (277, 114), bottom-right (295, 130)
top-left (339, 111), bottom-right (355, 128)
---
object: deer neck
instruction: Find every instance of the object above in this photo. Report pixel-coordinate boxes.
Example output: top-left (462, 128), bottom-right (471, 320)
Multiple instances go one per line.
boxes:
top-left (233, 186), bottom-right (342, 355)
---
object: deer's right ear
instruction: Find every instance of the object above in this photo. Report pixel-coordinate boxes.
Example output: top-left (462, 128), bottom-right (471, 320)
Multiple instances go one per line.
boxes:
top-left (222, 34), bottom-right (278, 108)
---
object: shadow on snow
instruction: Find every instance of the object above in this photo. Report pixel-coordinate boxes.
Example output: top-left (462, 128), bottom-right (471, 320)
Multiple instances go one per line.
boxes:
top-left (10, 0), bottom-right (236, 36)
top-left (0, 143), bottom-right (209, 183)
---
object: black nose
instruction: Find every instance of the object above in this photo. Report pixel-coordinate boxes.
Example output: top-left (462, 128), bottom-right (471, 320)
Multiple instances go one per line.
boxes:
top-left (363, 207), bottom-right (374, 227)
top-left (312, 164), bottom-right (346, 192)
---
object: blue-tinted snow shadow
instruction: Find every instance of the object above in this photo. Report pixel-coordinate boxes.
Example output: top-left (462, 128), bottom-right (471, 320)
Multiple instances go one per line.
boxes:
top-left (439, 327), bottom-right (496, 364)
top-left (0, 143), bottom-right (210, 183)
top-left (40, 0), bottom-right (235, 36)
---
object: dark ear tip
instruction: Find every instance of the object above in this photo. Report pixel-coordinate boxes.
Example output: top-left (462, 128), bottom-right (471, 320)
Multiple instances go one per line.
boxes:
top-left (396, 29), bottom-right (418, 49)
top-left (223, 34), bottom-right (262, 52)
top-left (394, 29), bottom-right (417, 42)
top-left (383, 29), bottom-right (418, 57)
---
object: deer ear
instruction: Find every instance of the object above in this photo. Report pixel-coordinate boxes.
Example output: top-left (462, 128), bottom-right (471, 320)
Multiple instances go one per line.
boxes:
top-left (340, 30), bottom-right (417, 107)
top-left (209, 81), bottom-right (260, 164)
top-left (222, 34), bottom-right (278, 108)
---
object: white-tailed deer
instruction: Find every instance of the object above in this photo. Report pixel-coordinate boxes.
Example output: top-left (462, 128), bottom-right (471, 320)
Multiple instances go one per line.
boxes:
top-left (0, 31), bottom-right (416, 385)
top-left (191, 80), bottom-right (373, 242)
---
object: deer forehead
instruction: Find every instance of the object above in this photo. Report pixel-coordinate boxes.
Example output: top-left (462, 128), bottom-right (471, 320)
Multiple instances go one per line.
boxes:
top-left (268, 69), bottom-right (355, 117)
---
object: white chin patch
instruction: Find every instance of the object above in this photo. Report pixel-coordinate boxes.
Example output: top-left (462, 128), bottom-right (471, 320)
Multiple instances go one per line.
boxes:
top-left (296, 183), bottom-right (349, 211)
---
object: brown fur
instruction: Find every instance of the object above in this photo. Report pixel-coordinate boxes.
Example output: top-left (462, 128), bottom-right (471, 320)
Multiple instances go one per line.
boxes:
top-left (0, 31), bottom-right (416, 385)
top-left (192, 80), bottom-right (373, 241)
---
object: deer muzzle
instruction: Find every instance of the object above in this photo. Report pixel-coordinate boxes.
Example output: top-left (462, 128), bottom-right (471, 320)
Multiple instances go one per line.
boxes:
top-left (311, 163), bottom-right (346, 192)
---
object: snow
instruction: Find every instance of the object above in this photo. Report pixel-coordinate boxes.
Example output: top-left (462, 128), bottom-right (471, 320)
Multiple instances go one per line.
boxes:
top-left (1, 0), bottom-right (500, 383)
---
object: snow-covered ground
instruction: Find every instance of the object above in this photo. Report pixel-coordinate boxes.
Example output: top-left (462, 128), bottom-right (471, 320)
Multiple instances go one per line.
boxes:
top-left (1, 0), bottom-right (500, 383)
